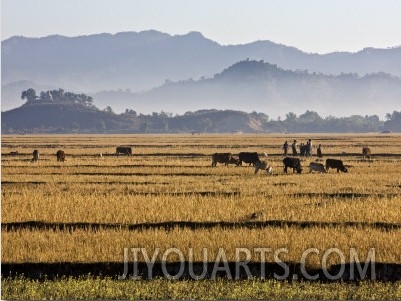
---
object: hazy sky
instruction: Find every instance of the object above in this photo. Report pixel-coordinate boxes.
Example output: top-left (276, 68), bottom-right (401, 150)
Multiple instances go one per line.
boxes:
top-left (2, 0), bottom-right (401, 54)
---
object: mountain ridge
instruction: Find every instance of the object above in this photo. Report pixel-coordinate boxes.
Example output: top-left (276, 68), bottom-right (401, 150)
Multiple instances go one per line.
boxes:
top-left (2, 30), bottom-right (401, 115)
top-left (3, 30), bottom-right (400, 87)
top-left (92, 60), bottom-right (401, 118)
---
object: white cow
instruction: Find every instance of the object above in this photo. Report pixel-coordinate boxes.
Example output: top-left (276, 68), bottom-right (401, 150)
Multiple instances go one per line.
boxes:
top-left (254, 160), bottom-right (273, 175)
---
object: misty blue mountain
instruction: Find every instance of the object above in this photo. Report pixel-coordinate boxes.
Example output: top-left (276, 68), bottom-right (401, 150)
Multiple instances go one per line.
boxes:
top-left (2, 30), bottom-right (401, 117)
top-left (93, 60), bottom-right (401, 118)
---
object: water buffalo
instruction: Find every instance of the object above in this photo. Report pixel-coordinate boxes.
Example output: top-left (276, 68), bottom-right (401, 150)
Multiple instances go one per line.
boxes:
top-left (326, 159), bottom-right (348, 173)
top-left (56, 150), bottom-right (65, 162)
top-left (116, 146), bottom-right (132, 156)
top-left (362, 147), bottom-right (371, 159)
top-left (211, 153), bottom-right (239, 166)
top-left (283, 157), bottom-right (302, 173)
top-left (238, 152), bottom-right (261, 166)
top-left (31, 149), bottom-right (39, 162)
top-left (309, 162), bottom-right (326, 173)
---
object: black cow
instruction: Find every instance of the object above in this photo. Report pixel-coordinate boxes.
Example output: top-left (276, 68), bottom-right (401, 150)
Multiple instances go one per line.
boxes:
top-left (211, 153), bottom-right (239, 166)
top-left (116, 146), bottom-right (132, 156)
top-left (56, 150), bottom-right (65, 162)
top-left (238, 152), bottom-right (261, 166)
top-left (325, 159), bottom-right (348, 173)
top-left (283, 157), bottom-right (302, 173)
top-left (31, 149), bottom-right (39, 162)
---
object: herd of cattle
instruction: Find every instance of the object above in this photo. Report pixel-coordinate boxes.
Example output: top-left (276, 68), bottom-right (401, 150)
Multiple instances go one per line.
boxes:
top-left (211, 151), bottom-right (351, 174)
top-left (28, 146), bottom-right (372, 175)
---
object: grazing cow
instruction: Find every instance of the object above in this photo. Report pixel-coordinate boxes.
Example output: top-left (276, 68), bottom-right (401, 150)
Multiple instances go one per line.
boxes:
top-left (211, 153), bottom-right (239, 166)
top-left (283, 157), bottom-right (302, 173)
top-left (31, 150), bottom-right (39, 162)
top-left (238, 152), bottom-right (261, 166)
top-left (309, 162), bottom-right (326, 173)
top-left (56, 150), bottom-right (65, 162)
top-left (325, 159), bottom-right (348, 173)
top-left (254, 160), bottom-right (273, 175)
top-left (116, 146), bottom-right (132, 156)
top-left (362, 147), bottom-right (371, 159)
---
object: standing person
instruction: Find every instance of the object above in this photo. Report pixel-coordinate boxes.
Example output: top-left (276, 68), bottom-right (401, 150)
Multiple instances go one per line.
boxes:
top-left (306, 139), bottom-right (313, 156)
top-left (291, 139), bottom-right (298, 156)
top-left (299, 143), bottom-right (305, 156)
top-left (317, 144), bottom-right (323, 158)
top-left (283, 140), bottom-right (289, 156)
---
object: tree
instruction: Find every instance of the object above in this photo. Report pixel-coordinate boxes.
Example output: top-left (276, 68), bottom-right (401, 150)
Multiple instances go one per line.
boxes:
top-left (104, 106), bottom-right (114, 113)
top-left (285, 112), bottom-right (297, 122)
top-left (79, 94), bottom-right (93, 106)
top-left (49, 89), bottom-right (65, 102)
top-left (299, 110), bottom-right (322, 122)
top-left (21, 88), bottom-right (37, 103)
top-left (384, 111), bottom-right (401, 132)
top-left (124, 109), bottom-right (137, 116)
top-left (40, 91), bottom-right (52, 102)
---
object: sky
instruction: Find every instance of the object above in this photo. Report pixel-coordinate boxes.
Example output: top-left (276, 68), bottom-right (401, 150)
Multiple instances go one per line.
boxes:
top-left (2, 0), bottom-right (401, 54)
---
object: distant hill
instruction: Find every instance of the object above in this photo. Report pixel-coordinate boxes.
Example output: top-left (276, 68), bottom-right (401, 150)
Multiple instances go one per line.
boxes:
top-left (93, 60), bottom-right (401, 118)
top-left (1, 102), bottom-right (135, 134)
top-left (2, 30), bottom-right (401, 113)
top-left (2, 99), bottom-right (400, 134)
top-left (1, 101), bottom-right (269, 134)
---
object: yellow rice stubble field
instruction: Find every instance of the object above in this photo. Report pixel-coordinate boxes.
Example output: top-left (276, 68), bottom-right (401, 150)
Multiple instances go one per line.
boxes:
top-left (2, 134), bottom-right (401, 269)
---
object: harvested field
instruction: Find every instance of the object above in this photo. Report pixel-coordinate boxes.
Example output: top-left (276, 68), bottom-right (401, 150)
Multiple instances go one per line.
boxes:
top-left (2, 134), bottom-right (401, 299)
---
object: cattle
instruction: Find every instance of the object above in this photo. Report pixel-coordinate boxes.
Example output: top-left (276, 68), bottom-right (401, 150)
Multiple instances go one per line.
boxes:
top-left (283, 157), bottom-right (302, 174)
top-left (325, 159), bottom-right (348, 173)
top-left (211, 153), bottom-right (239, 166)
top-left (56, 150), bottom-right (65, 162)
top-left (254, 160), bottom-right (273, 175)
top-left (309, 162), bottom-right (326, 173)
top-left (31, 150), bottom-right (39, 162)
top-left (362, 147), bottom-right (371, 159)
top-left (238, 152), bottom-right (261, 166)
top-left (116, 146), bottom-right (132, 156)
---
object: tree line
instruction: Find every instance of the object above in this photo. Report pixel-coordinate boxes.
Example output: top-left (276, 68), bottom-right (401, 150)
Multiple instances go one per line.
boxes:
top-left (21, 88), bottom-right (93, 107)
top-left (12, 88), bottom-right (401, 133)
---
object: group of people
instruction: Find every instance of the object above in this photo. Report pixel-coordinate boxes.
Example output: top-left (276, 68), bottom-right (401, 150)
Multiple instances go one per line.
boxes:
top-left (283, 139), bottom-right (322, 157)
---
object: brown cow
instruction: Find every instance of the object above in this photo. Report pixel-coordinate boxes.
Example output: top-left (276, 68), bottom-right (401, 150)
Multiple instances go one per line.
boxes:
top-left (211, 153), bottom-right (239, 166)
top-left (56, 150), bottom-right (66, 162)
top-left (362, 147), bottom-right (371, 159)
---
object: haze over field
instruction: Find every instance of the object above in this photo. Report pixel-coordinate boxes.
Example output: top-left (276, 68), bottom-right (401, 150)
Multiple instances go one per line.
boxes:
top-left (2, 1), bottom-right (401, 118)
